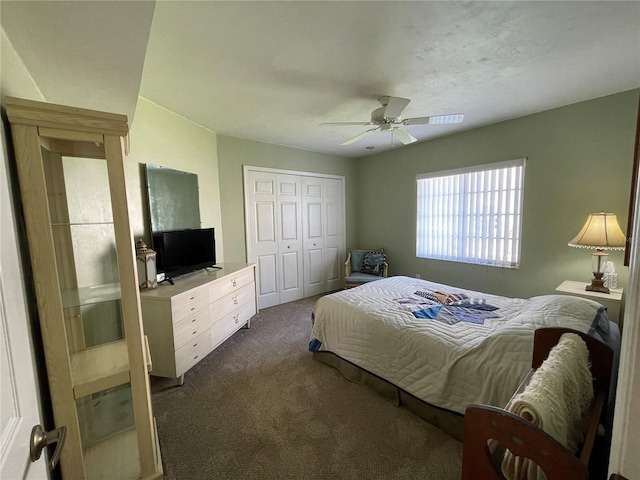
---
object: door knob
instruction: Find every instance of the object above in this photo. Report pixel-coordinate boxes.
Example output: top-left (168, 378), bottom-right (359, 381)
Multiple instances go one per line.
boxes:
top-left (30, 424), bottom-right (67, 471)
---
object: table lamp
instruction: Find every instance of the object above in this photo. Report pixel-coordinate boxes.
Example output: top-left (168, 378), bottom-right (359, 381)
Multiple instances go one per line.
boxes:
top-left (568, 212), bottom-right (626, 294)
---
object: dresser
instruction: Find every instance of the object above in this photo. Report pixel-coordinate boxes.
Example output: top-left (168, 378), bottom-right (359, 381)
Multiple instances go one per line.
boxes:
top-left (140, 263), bottom-right (257, 384)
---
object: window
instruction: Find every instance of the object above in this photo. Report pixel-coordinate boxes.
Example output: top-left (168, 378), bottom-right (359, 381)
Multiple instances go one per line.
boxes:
top-left (416, 158), bottom-right (526, 268)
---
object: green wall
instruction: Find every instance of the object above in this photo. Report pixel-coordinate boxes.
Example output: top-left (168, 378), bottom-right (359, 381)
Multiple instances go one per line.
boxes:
top-left (126, 98), bottom-right (224, 259)
top-left (216, 135), bottom-right (358, 263)
top-left (355, 89), bottom-right (639, 298)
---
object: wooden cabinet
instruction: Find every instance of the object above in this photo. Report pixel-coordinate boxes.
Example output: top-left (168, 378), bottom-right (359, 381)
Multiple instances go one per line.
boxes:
top-left (140, 263), bottom-right (257, 384)
top-left (5, 98), bottom-right (162, 479)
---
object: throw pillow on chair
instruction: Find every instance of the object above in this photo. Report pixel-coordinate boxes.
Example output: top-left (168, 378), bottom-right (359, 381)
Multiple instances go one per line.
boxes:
top-left (361, 252), bottom-right (386, 276)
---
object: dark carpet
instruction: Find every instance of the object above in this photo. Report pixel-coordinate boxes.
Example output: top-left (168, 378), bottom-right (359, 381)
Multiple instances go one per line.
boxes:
top-left (150, 294), bottom-right (462, 479)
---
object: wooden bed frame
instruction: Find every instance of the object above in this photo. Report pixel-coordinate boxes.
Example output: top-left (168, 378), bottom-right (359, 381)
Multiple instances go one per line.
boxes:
top-left (461, 327), bottom-right (614, 480)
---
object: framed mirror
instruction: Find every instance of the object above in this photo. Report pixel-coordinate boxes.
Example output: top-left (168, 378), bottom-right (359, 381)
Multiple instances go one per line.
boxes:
top-left (144, 164), bottom-right (201, 232)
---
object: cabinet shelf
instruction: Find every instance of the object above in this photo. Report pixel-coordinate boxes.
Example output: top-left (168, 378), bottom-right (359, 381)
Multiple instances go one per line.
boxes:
top-left (62, 283), bottom-right (121, 308)
top-left (71, 340), bottom-right (130, 399)
top-left (52, 221), bottom-right (114, 227)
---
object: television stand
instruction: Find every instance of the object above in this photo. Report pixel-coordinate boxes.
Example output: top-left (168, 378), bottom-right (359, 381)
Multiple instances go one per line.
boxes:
top-left (140, 263), bottom-right (258, 384)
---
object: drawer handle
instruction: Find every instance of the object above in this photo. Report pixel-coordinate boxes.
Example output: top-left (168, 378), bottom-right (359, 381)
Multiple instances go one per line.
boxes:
top-left (232, 278), bottom-right (237, 287)
top-left (192, 330), bottom-right (197, 335)
top-left (234, 315), bottom-right (239, 324)
top-left (193, 343), bottom-right (198, 347)
top-left (193, 355), bottom-right (199, 360)
top-left (190, 296), bottom-right (195, 300)
top-left (233, 296), bottom-right (238, 305)
top-left (191, 318), bottom-right (196, 323)
top-left (190, 307), bottom-right (196, 311)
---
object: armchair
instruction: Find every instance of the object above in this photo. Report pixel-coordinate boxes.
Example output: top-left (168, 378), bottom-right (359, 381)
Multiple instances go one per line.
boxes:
top-left (344, 248), bottom-right (388, 288)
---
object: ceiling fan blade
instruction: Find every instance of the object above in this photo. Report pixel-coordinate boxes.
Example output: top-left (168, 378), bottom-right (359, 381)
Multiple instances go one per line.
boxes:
top-left (402, 113), bottom-right (464, 125)
top-left (392, 128), bottom-right (417, 145)
top-left (341, 128), bottom-right (379, 145)
top-left (381, 96), bottom-right (411, 118)
top-left (320, 121), bottom-right (375, 126)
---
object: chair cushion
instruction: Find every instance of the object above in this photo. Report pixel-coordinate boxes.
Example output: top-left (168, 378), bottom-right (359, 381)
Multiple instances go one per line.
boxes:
top-left (350, 250), bottom-right (368, 273)
top-left (345, 272), bottom-right (384, 284)
top-left (361, 252), bottom-right (386, 276)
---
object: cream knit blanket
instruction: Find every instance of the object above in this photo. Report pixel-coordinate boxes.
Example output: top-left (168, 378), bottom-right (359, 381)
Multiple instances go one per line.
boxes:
top-left (501, 333), bottom-right (594, 480)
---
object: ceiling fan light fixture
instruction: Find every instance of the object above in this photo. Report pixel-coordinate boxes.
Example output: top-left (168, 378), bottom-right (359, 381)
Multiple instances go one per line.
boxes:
top-left (322, 96), bottom-right (464, 146)
top-left (429, 113), bottom-right (464, 125)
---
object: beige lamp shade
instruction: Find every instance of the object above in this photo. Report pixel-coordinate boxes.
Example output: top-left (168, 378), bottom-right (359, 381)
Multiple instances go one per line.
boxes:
top-left (568, 212), bottom-right (626, 250)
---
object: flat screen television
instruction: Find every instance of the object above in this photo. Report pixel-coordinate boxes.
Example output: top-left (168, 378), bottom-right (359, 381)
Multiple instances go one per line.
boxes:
top-left (152, 228), bottom-right (217, 284)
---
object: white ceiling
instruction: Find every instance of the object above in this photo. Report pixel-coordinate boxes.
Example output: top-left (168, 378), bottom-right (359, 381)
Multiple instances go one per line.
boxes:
top-left (2, 1), bottom-right (639, 158)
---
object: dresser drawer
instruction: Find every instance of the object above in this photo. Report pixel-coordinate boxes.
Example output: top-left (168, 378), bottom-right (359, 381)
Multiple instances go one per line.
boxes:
top-left (172, 306), bottom-right (209, 338)
top-left (175, 328), bottom-right (212, 366)
top-left (173, 295), bottom-right (209, 323)
top-left (209, 266), bottom-right (255, 303)
top-left (175, 334), bottom-right (213, 378)
top-left (210, 282), bottom-right (256, 322)
top-left (173, 314), bottom-right (210, 350)
top-left (172, 285), bottom-right (209, 316)
top-left (211, 301), bottom-right (256, 349)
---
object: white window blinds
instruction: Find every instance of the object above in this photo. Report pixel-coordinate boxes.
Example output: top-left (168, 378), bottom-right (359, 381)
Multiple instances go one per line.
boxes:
top-left (416, 158), bottom-right (526, 268)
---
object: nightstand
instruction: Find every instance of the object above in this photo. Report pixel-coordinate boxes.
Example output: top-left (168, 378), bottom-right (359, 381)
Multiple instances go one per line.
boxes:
top-left (555, 280), bottom-right (624, 325)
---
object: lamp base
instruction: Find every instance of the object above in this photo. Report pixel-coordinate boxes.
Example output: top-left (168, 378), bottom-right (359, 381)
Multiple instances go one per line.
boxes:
top-left (586, 272), bottom-right (610, 294)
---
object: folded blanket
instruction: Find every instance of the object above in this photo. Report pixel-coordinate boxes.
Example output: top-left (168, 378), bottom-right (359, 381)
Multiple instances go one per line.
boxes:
top-left (501, 333), bottom-right (594, 480)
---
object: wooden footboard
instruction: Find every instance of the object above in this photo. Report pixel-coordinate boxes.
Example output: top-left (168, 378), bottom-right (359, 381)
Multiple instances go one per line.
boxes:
top-left (461, 327), bottom-right (614, 480)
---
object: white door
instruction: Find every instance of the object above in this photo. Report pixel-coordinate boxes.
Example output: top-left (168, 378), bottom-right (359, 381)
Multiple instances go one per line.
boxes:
top-left (323, 177), bottom-right (344, 292)
top-left (276, 175), bottom-right (304, 304)
top-left (246, 167), bottom-right (345, 305)
top-left (245, 171), bottom-right (280, 309)
top-left (302, 177), bottom-right (325, 297)
top-left (1, 133), bottom-right (49, 479)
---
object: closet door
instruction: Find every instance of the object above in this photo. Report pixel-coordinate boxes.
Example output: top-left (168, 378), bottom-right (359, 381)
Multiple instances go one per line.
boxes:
top-left (277, 174), bottom-right (304, 304)
top-left (302, 177), bottom-right (325, 297)
top-left (245, 171), bottom-right (303, 308)
top-left (246, 171), bottom-right (279, 308)
top-left (245, 167), bottom-right (345, 306)
top-left (323, 177), bottom-right (344, 292)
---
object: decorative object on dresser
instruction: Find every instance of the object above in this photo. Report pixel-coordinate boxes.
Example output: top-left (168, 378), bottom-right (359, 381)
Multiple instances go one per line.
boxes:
top-left (136, 239), bottom-right (158, 289)
top-left (5, 97), bottom-right (163, 479)
top-left (568, 211), bottom-right (626, 293)
top-left (140, 263), bottom-right (257, 385)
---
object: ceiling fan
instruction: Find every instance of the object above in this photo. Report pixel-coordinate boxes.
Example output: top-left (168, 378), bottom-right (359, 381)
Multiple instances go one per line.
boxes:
top-left (321, 96), bottom-right (464, 146)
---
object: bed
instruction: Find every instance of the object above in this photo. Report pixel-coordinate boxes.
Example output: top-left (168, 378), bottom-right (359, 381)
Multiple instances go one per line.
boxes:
top-left (309, 276), bottom-right (620, 438)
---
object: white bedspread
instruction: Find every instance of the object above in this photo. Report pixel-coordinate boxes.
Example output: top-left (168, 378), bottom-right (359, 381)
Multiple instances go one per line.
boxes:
top-left (309, 276), bottom-right (604, 414)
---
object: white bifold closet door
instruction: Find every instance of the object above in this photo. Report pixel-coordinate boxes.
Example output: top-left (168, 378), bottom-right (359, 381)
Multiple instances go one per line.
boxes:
top-left (302, 176), bottom-right (344, 296)
top-left (245, 167), bottom-right (345, 309)
top-left (245, 171), bottom-right (304, 309)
